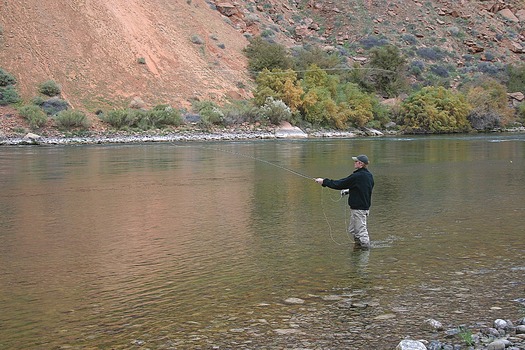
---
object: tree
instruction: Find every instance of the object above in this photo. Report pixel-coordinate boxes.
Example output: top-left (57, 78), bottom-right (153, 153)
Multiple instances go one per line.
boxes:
top-left (367, 45), bottom-right (408, 98)
top-left (506, 63), bottom-right (525, 93)
top-left (465, 78), bottom-right (514, 129)
top-left (336, 83), bottom-right (374, 128)
top-left (401, 86), bottom-right (471, 133)
top-left (253, 69), bottom-right (303, 112)
top-left (243, 37), bottom-right (292, 77)
top-left (291, 45), bottom-right (344, 79)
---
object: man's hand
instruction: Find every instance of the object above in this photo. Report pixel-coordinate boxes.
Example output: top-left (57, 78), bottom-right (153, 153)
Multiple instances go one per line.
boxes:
top-left (341, 189), bottom-right (349, 196)
top-left (315, 178), bottom-right (324, 184)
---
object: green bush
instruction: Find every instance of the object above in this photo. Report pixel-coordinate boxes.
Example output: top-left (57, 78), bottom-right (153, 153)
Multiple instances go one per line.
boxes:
top-left (517, 102), bottom-right (525, 123)
top-left (401, 86), bottom-right (471, 133)
top-left (506, 63), bottom-right (525, 93)
top-left (254, 69), bottom-right (303, 112)
top-left (100, 109), bottom-right (132, 128)
top-left (243, 36), bottom-right (292, 77)
top-left (259, 97), bottom-right (292, 125)
top-left (18, 105), bottom-right (48, 128)
top-left (148, 104), bottom-right (183, 127)
top-left (38, 80), bottom-right (61, 97)
top-left (220, 100), bottom-right (261, 125)
top-left (192, 100), bottom-right (224, 127)
top-left (367, 45), bottom-right (408, 98)
top-left (336, 83), bottom-right (374, 128)
top-left (301, 87), bottom-right (335, 126)
top-left (0, 86), bottom-right (21, 105)
top-left (54, 110), bottom-right (90, 129)
top-left (0, 68), bottom-right (17, 86)
top-left (465, 78), bottom-right (514, 129)
top-left (101, 105), bottom-right (182, 130)
top-left (291, 45), bottom-right (343, 79)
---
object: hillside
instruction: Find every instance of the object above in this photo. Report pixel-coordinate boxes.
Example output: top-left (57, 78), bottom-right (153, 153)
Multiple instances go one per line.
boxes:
top-left (0, 0), bottom-right (253, 111)
top-left (1, 0), bottom-right (525, 113)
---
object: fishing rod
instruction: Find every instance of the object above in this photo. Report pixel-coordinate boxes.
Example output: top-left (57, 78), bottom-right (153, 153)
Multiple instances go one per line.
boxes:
top-left (198, 144), bottom-right (351, 245)
top-left (200, 145), bottom-right (315, 181)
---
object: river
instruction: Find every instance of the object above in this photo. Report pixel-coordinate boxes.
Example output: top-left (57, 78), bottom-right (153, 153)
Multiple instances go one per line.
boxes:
top-left (0, 134), bottom-right (524, 349)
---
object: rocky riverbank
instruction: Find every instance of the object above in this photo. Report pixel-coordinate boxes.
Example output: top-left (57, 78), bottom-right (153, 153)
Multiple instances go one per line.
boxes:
top-left (0, 123), bottom-right (386, 146)
top-left (2, 125), bottom-right (525, 146)
top-left (395, 316), bottom-right (525, 349)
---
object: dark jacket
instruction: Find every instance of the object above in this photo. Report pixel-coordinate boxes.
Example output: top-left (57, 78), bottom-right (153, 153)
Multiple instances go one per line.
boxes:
top-left (322, 168), bottom-right (374, 210)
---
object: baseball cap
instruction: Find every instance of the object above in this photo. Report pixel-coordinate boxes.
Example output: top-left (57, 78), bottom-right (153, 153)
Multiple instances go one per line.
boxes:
top-left (352, 155), bottom-right (369, 164)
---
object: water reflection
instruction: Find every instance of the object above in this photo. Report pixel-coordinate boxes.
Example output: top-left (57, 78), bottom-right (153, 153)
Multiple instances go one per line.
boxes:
top-left (0, 135), bottom-right (524, 348)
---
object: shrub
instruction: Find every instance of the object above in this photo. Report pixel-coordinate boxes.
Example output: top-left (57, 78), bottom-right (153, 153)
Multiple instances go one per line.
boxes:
top-left (0, 68), bottom-right (17, 86)
top-left (101, 105), bottom-right (181, 130)
top-left (430, 64), bottom-right (450, 78)
top-left (409, 60), bottom-right (425, 77)
top-left (359, 36), bottom-right (389, 49)
top-left (400, 86), bottom-right (471, 133)
top-left (221, 100), bottom-right (261, 125)
top-left (416, 47), bottom-right (445, 61)
top-left (190, 35), bottom-right (204, 45)
top-left (100, 109), bottom-right (132, 128)
top-left (0, 86), bottom-right (20, 105)
top-left (192, 100), bottom-right (224, 127)
top-left (506, 63), bottom-right (525, 93)
top-left (401, 34), bottom-right (417, 45)
top-left (301, 87), bottom-right (337, 126)
top-left (148, 104), bottom-right (183, 127)
top-left (54, 110), bottom-right (90, 129)
top-left (243, 36), bottom-right (292, 77)
top-left (18, 105), bottom-right (48, 128)
top-left (367, 45), bottom-right (408, 97)
top-left (467, 111), bottom-right (502, 130)
top-left (291, 45), bottom-right (344, 79)
top-left (38, 80), bottom-right (61, 96)
top-left (477, 62), bottom-right (505, 78)
top-left (38, 97), bottom-right (69, 115)
top-left (336, 83), bottom-right (374, 128)
top-left (254, 68), bottom-right (303, 112)
top-left (259, 97), bottom-right (292, 125)
top-left (465, 78), bottom-right (514, 129)
top-left (517, 102), bottom-right (525, 123)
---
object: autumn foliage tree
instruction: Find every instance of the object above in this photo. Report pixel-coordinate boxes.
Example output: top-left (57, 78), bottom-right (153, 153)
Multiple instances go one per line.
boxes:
top-left (400, 86), bottom-right (471, 133)
top-left (253, 69), bottom-right (303, 112)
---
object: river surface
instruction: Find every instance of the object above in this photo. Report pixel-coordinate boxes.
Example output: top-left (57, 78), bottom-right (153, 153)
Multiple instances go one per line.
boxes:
top-left (0, 134), bottom-right (524, 349)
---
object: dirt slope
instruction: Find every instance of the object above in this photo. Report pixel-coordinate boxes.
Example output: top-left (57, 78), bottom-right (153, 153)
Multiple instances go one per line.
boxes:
top-left (0, 0), bottom-right (252, 110)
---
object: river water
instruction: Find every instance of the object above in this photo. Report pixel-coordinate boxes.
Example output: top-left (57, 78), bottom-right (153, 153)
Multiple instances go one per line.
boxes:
top-left (0, 134), bottom-right (524, 349)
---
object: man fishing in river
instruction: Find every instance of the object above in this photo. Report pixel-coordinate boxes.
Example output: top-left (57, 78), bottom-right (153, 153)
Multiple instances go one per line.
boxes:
top-left (315, 155), bottom-right (374, 250)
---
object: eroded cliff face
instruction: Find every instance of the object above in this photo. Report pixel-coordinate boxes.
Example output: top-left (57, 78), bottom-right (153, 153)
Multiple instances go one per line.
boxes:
top-left (0, 0), bottom-right (252, 110)
top-left (1, 0), bottom-right (525, 113)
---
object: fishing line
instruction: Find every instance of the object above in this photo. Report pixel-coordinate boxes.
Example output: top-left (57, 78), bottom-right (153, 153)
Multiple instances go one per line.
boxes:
top-left (197, 144), bottom-right (350, 245)
top-left (199, 145), bottom-right (314, 181)
top-left (321, 187), bottom-right (351, 246)
top-left (171, 66), bottom-right (396, 76)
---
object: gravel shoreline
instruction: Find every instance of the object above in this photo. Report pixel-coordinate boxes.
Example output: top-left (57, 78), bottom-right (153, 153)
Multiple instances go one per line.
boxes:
top-left (1, 125), bottom-right (524, 146)
top-left (0, 127), bottom-right (364, 146)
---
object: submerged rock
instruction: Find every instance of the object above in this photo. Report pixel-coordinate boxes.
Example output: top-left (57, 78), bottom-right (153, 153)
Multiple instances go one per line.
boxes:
top-left (283, 297), bottom-right (305, 305)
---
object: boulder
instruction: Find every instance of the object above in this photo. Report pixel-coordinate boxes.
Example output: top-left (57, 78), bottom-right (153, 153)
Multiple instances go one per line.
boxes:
top-left (396, 339), bottom-right (427, 350)
top-left (498, 8), bottom-right (519, 22)
top-left (275, 122), bottom-right (307, 139)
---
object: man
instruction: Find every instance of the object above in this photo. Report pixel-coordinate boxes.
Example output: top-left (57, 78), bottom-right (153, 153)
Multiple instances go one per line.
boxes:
top-left (315, 155), bottom-right (374, 249)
